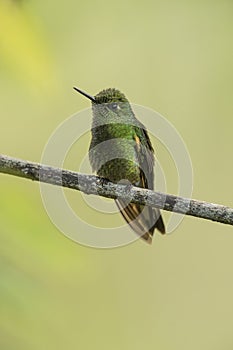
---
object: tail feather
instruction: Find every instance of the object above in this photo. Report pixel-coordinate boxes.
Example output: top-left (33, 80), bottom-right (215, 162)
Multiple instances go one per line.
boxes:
top-left (116, 199), bottom-right (165, 244)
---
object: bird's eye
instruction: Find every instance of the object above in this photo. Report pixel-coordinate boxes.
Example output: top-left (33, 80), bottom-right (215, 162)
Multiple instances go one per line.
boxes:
top-left (109, 103), bottom-right (119, 110)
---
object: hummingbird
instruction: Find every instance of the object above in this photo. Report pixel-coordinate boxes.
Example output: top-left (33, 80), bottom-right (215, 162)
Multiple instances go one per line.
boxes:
top-left (74, 86), bottom-right (165, 243)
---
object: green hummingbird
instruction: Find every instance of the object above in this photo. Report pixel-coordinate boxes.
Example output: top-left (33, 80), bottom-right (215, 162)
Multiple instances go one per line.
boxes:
top-left (74, 87), bottom-right (165, 243)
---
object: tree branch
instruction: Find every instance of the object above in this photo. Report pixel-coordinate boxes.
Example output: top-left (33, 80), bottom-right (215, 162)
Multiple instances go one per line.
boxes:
top-left (0, 154), bottom-right (232, 226)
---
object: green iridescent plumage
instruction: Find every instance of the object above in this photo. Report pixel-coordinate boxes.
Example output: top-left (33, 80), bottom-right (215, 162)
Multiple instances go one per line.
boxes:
top-left (74, 87), bottom-right (165, 243)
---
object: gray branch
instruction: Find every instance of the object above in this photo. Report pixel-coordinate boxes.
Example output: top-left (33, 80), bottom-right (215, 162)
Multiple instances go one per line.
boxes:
top-left (0, 154), bottom-right (233, 226)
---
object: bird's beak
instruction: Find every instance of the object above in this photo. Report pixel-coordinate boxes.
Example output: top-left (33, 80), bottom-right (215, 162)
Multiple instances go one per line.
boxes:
top-left (73, 87), bottom-right (96, 103)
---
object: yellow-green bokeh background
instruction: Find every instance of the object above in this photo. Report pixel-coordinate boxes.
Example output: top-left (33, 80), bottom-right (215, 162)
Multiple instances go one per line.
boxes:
top-left (1, 1), bottom-right (233, 349)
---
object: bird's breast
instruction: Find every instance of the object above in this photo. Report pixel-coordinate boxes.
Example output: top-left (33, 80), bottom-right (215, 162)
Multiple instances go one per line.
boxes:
top-left (89, 124), bottom-right (140, 184)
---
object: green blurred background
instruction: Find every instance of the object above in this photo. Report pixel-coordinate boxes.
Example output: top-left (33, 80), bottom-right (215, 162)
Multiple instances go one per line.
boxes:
top-left (1, 0), bottom-right (233, 349)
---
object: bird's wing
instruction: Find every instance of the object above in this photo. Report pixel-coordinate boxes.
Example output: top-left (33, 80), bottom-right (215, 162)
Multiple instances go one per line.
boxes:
top-left (116, 126), bottom-right (165, 243)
